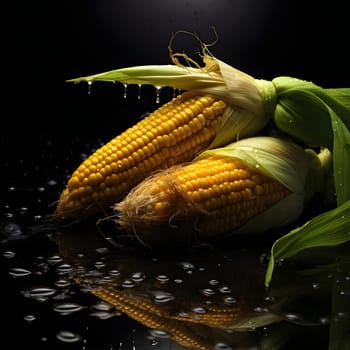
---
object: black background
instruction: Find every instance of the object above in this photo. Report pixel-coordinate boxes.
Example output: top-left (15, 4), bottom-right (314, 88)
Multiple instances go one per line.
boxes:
top-left (2, 1), bottom-right (350, 349)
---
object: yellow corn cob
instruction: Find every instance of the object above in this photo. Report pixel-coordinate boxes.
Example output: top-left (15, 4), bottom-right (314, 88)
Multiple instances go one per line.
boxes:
top-left (115, 154), bottom-right (290, 244)
top-left (55, 92), bottom-right (226, 220)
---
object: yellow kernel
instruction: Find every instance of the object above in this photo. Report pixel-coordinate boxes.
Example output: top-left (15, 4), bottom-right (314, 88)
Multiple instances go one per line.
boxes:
top-left (87, 172), bottom-right (104, 186)
top-left (68, 176), bottom-right (81, 190)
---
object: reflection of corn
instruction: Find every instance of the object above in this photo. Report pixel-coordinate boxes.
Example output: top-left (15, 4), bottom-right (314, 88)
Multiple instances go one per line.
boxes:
top-left (91, 287), bottom-right (242, 350)
top-left (55, 92), bottom-right (226, 220)
top-left (115, 154), bottom-right (290, 242)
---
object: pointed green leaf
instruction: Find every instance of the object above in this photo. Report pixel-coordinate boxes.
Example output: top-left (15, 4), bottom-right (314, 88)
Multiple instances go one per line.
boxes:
top-left (265, 200), bottom-right (350, 286)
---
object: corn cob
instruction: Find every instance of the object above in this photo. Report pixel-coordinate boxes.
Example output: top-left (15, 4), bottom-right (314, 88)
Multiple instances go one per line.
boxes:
top-left (115, 154), bottom-right (291, 244)
top-left (55, 92), bottom-right (226, 220)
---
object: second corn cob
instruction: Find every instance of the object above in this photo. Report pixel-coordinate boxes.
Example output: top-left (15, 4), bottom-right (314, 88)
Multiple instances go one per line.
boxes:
top-left (114, 136), bottom-right (328, 245)
top-left (55, 92), bottom-right (226, 220)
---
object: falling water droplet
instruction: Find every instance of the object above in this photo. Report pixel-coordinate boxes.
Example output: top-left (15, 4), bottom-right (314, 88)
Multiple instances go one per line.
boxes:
top-left (137, 84), bottom-right (142, 99)
top-left (87, 81), bottom-right (93, 95)
top-left (155, 86), bottom-right (162, 104)
top-left (123, 83), bottom-right (128, 99)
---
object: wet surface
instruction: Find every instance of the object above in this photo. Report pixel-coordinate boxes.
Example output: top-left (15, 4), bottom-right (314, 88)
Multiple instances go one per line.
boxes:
top-left (2, 130), bottom-right (349, 350)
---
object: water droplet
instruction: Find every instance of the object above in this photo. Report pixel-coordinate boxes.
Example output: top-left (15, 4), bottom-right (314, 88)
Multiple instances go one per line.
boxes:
top-left (199, 288), bottom-right (216, 297)
top-left (4, 223), bottom-right (22, 238)
top-left (223, 296), bottom-right (237, 304)
top-left (93, 301), bottom-right (113, 312)
top-left (178, 261), bottom-right (195, 270)
top-left (53, 302), bottom-right (85, 315)
top-left (87, 81), bottom-right (93, 95)
top-left (149, 329), bottom-right (170, 339)
top-left (2, 250), bottom-right (16, 258)
top-left (209, 279), bottom-right (219, 286)
top-left (173, 278), bottom-right (183, 284)
top-left (152, 290), bottom-right (175, 303)
top-left (319, 317), bottom-right (330, 325)
top-left (94, 261), bottom-right (106, 269)
top-left (56, 264), bottom-right (73, 274)
top-left (156, 274), bottom-right (169, 283)
top-left (137, 84), bottom-right (142, 99)
top-left (96, 247), bottom-right (109, 254)
top-left (155, 86), bottom-right (162, 104)
top-left (9, 267), bottom-right (31, 277)
top-left (284, 312), bottom-right (303, 322)
top-left (55, 279), bottom-right (71, 288)
top-left (131, 272), bottom-right (146, 282)
top-left (28, 287), bottom-right (56, 299)
top-left (218, 286), bottom-right (232, 294)
top-left (24, 314), bottom-right (36, 323)
top-left (123, 83), bottom-right (128, 99)
top-left (47, 255), bottom-right (63, 264)
top-left (214, 342), bottom-right (232, 350)
top-left (56, 330), bottom-right (82, 343)
top-left (109, 269), bottom-right (120, 277)
top-left (312, 282), bottom-right (321, 290)
top-left (121, 279), bottom-right (136, 288)
top-left (192, 306), bottom-right (206, 314)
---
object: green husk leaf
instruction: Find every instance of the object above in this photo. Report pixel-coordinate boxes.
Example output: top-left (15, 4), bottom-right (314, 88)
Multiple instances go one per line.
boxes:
top-left (66, 64), bottom-right (225, 90)
top-left (265, 199), bottom-right (350, 287)
top-left (330, 110), bottom-right (350, 206)
top-left (197, 136), bottom-right (330, 233)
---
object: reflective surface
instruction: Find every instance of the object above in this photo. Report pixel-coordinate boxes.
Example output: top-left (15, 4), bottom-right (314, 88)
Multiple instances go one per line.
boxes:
top-left (2, 133), bottom-right (348, 349)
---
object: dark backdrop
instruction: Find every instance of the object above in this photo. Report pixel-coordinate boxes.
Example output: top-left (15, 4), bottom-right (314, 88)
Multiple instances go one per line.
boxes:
top-left (1, 1), bottom-right (349, 348)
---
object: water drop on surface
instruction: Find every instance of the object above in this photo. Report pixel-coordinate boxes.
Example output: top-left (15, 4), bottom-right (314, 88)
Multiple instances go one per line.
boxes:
top-left (199, 288), bottom-right (216, 297)
top-left (9, 267), bottom-right (31, 277)
top-left (121, 279), bottom-right (136, 288)
top-left (24, 314), bottom-right (36, 323)
top-left (214, 343), bottom-right (232, 350)
top-left (56, 263), bottom-right (73, 274)
top-left (223, 296), bottom-right (237, 304)
top-left (218, 286), bottom-right (232, 294)
top-left (55, 279), bottom-right (71, 288)
top-left (156, 274), bottom-right (169, 283)
top-left (47, 255), bottom-right (63, 264)
top-left (178, 261), bottom-right (195, 270)
top-left (152, 290), bottom-right (175, 303)
top-left (53, 302), bottom-right (85, 315)
top-left (56, 330), bottom-right (82, 343)
top-left (131, 271), bottom-right (146, 282)
top-left (28, 287), bottom-right (56, 299)
top-left (2, 250), bottom-right (16, 258)
top-left (209, 279), bottom-right (219, 286)
top-left (149, 329), bottom-right (170, 339)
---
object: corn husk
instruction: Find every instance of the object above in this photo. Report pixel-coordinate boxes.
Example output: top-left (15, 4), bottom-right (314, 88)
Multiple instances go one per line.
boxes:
top-left (197, 136), bottom-right (331, 234)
